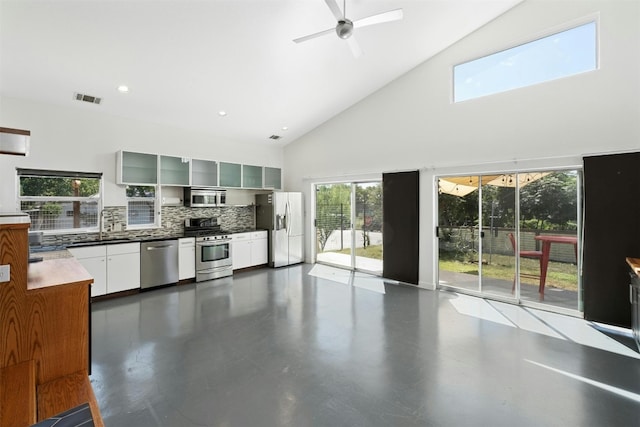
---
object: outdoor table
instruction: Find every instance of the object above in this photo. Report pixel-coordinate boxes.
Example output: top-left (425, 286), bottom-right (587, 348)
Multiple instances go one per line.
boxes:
top-left (534, 235), bottom-right (578, 299)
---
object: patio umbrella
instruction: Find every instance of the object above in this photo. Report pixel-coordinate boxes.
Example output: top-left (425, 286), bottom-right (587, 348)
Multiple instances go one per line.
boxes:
top-left (439, 173), bottom-right (550, 197)
top-left (438, 175), bottom-right (500, 197)
top-left (486, 172), bottom-right (550, 188)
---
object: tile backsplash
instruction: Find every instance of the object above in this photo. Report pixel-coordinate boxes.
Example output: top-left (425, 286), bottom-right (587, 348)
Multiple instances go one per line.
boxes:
top-left (41, 205), bottom-right (256, 247)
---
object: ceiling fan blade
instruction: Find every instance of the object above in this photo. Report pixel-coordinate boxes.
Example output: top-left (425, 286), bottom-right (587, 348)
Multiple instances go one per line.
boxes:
top-left (347, 36), bottom-right (363, 58)
top-left (353, 8), bottom-right (403, 29)
top-left (324, 0), bottom-right (344, 21)
top-left (293, 27), bottom-right (335, 44)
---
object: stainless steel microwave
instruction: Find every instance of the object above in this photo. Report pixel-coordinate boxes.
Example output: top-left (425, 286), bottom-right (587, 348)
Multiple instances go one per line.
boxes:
top-left (184, 188), bottom-right (226, 207)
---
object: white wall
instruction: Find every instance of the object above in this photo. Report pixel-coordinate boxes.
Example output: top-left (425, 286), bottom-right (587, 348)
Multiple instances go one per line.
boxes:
top-left (0, 96), bottom-right (283, 209)
top-left (283, 0), bottom-right (640, 288)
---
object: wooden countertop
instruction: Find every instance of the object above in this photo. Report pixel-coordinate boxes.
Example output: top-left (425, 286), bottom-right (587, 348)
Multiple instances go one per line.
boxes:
top-left (27, 257), bottom-right (93, 291)
top-left (626, 257), bottom-right (640, 277)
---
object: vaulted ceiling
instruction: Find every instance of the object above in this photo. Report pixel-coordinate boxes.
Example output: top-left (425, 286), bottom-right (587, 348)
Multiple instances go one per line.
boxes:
top-left (0, 0), bottom-right (522, 146)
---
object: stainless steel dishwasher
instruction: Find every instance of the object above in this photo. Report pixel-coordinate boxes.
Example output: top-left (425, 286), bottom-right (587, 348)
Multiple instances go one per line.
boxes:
top-left (140, 240), bottom-right (179, 289)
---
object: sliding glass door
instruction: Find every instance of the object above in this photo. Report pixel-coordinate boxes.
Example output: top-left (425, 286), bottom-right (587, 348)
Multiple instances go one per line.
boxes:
top-left (315, 181), bottom-right (383, 275)
top-left (480, 176), bottom-right (517, 299)
top-left (438, 170), bottom-right (582, 313)
top-left (315, 183), bottom-right (352, 269)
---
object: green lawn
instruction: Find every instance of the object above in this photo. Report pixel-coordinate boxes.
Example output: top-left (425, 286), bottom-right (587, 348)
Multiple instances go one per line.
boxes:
top-left (439, 252), bottom-right (578, 291)
top-left (326, 246), bottom-right (578, 291)
top-left (334, 245), bottom-right (383, 259)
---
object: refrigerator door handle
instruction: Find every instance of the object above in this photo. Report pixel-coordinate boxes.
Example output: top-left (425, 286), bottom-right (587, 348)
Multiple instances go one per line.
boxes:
top-left (285, 201), bottom-right (290, 235)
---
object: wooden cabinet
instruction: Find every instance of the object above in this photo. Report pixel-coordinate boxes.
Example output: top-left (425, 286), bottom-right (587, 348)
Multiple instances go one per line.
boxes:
top-left (191, 159), bottom-right (218, 187)
top-left (242, 164), bottom-right (263, 189)
top-left (117, 150), bottom-right (158, 185)
top-left (264, 167), bottom-right (282, 190)
top-left (231, 231), bottom-right (268, 270)
top-left (69, 242), bottom-right (140, 295)
top-left (220, 162), bottom-right (242, 187)
top-left (179, 237), bottom-right (196, 280)
top-left (160, 155), bottom-right (190, 186)
top-left (0, 219), bottom-right (104, 426)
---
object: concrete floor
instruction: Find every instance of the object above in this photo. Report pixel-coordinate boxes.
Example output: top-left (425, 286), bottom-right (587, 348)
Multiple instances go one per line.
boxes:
top-left (90, 264), bottom-right (640, 426)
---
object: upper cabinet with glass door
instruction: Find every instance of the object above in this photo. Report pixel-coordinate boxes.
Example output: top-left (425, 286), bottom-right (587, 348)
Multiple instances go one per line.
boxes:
top-left (264, 167), bottom-right (281, 190)
top-left (117, 150), bottom-right (158, 185)
top-left (219, 162), bottom-right (242, 188)
top-left (160, 155), bottom-right (191, 186)
top-left (118, 150), bottom-right (282, 190)
top-left (242, 164), bottom-right (263, 189)
top-left (191, 159), bottom-right (218, 187)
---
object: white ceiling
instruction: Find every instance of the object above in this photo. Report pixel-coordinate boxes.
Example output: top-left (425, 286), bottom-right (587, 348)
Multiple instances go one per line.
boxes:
top-left (0, 0), bottom-right (522, 147)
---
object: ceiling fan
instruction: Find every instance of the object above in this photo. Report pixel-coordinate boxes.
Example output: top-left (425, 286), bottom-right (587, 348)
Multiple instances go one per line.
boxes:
top-left (293, 0), bottom-right (403, 57)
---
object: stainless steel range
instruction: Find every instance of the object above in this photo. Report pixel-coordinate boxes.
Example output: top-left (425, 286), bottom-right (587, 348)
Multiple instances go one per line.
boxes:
top-left (184, 218), bottom-right (233, 282)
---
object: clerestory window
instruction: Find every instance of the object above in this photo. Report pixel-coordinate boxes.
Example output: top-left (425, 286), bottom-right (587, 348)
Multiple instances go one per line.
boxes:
top-left (453, 20), bottom-right (597, 102)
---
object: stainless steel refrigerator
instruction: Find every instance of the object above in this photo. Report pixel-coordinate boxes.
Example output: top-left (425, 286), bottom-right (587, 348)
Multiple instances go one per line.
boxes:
top-left (256, 192), bottom-right (304, 267)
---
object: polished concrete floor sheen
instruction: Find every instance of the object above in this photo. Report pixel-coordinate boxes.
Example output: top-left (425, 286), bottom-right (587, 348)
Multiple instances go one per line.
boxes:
top-left (90, 264), bottom-right (640, 427)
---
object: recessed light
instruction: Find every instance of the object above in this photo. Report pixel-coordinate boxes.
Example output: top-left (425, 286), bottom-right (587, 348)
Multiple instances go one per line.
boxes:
top-left (117, 85), bottom-right (129, 93)
top-left (281, 126), bottom-right (289, 131)
top-left (218, 111), bottom-right (227, 117)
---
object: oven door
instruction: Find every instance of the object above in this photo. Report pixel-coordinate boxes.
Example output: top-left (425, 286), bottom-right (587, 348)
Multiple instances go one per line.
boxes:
top-left (196, 240), bottom-right (231, 270)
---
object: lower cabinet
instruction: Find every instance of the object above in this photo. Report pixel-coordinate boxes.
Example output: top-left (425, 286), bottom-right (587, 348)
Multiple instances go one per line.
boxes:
top-left (69, 243), bottom-right (140, 296)
top-left (76, 254), bottom-right (107, 297)
top-left (178, 237), bottom-right (196, 280)
top-left (251, 232), bottom-right (268, 266)
top-left (231, 231), bottom-right (268, 270)
top-left (107, 243), bottom-right (141, 293)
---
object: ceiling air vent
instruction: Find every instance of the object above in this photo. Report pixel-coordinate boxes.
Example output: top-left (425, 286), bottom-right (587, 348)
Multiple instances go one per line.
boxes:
top-left (73, 92), bottom-right (102, 105)
top-left (269, 135), bottom-right (282, 140)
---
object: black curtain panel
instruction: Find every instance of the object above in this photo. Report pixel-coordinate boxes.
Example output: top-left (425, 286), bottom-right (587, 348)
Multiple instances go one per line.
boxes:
top-left (382, 170), bottom-right (419, 284)
top-left (583, 152), bottom-right (640, 327)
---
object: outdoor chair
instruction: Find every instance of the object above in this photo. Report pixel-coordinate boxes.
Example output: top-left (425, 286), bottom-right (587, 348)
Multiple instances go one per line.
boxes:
top-left (508, 233), bottom-right (543, 294)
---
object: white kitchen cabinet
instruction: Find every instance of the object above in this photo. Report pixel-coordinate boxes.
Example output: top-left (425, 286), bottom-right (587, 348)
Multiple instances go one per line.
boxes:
top-left (81, 256), bottom-right (108, 297)
top-left (68, 245), bottom-right (107, 297)
top-left (117, 150), bottom-right (158, 185)
top-left (263, 167), bottom-right (281, 190)
top-left (219, 162), bottom-right (242, 187)
top-left (107, 243), bottom-right (140, 293)
top-left (231, 231), bottom-right (268, 270)
top-left (250, 231), bottom-right (268, 266)
top-left (69, 242), bottom-right (140, 296)
top-left (242, 164), bottom-right (263, 189)
top-left (231, 233), bottom-right (252, 270)
top-left (160, 155), bottom-right (191, 186)
top-left (179, 237), bottom-right (196, 280)
top-left (191, 159), bottom-right (218, 187)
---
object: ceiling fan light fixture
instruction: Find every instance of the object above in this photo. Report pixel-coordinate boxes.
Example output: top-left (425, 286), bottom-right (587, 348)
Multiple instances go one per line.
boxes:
top-left (336, 19), bottom-right (354, 39)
